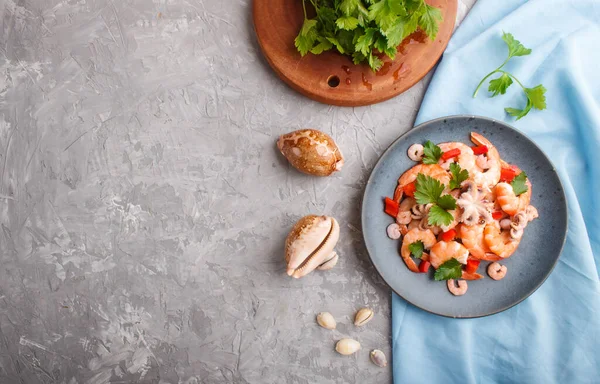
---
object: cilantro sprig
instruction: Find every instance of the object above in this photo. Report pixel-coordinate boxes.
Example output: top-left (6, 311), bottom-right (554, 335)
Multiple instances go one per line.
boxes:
top-left (511, 171), bottom-right (528, 196)
top-left (434, 258), bottom-right (463, 281)
top-left (408, 241), bottom-right (424, 259)
top-left (295, 0), bottom-right (443, 72)
top-left (422, 140), bottom-right (442, 164)
top-left (473, 32), bottom-right (547, 120)
top-left (414, 173), bottom-right (456, 227)
top-left (449, 163), bottom-right (469, 190)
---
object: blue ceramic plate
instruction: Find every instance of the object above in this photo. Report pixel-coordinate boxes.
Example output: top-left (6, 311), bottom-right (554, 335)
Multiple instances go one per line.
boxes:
top-left (361, 115), bottom-right (567, 318)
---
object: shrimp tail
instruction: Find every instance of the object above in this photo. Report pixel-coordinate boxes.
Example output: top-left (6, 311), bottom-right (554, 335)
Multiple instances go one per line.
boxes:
top-left (402, 254), bottom-right (420, 273)
top-left (393, 184), bottom-right (404, 203)
top-left (472, 252), bottom-right (503, 262)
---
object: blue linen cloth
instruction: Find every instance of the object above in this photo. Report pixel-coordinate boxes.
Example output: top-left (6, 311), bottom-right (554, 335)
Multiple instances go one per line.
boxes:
top-left (392, 0), bottom-right (600, 382)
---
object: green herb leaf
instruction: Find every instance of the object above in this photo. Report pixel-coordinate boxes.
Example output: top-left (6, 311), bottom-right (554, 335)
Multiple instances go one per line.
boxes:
top-left (340, 0), bottom-right (368, 16)
top-left (434, 258), bottom-right (463, 281)
top-left (414, 174), bottom-right (444, 205)
top-left (422, 140), bottom-right (443, 164)
top-left (419, 4), bottom-right (443, 40)
top-left (473, 32), bottom-right (547, 119)
top-left (368, 51), bottom-right (384, 71)
top-left (437, 194), bottom-right (457, 211)
top-left (384, 17), bottom-right (406, 48)
top-left (511, 171), bottom-right (528, 196)
top-left (311, 37), bottom-right (334, 54)
top-left (408, 240), bottom-right (425, 259)
top-left (488, 73), bottom-right (513, 97)
top-left (428, 205), bottom-right (455, 227)
top-left (336, 16), bottom-right (360, 30)
top-left (368, 0), bottom-right (396, 30)
top-left (326, 37), bottom-right (345, 54)
top-left (502, 31), bottom-right (532, 58)
top-left (525, 84), bottom-right (547, 110)
top-left (355, 27), bottom-right (377, 56)
top-left (295, 19), bottom-right (318, 56)
top-left (449, 163), bottom-right (469, 190)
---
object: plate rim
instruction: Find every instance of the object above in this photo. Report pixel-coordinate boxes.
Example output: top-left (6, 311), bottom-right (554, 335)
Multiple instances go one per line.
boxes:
top-left (360, 114), bottom-right (569, 318)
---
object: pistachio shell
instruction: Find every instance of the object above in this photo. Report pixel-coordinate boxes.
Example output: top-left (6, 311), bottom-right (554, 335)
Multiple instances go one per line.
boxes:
top-left (370, 349), bottom-right (387, 368)
top-left (277, 129), bottom-right (344, 176)
top-left (354, 308), bottom-right (374, 326)
top-left (335, 338), bottom-right (360, 355)
top-left (285, 215), bottom-right (340, 278)
top-left (316, 312), bottom-right (336, 330)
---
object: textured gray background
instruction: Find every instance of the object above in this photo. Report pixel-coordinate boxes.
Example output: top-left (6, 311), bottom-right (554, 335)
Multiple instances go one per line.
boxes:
top-left (0, 0), bottom-right (474, 383)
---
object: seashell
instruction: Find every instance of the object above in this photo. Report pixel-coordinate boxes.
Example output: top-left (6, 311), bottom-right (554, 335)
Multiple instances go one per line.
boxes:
top-left (370, 349), bottom-right (388, 368)
top-left (354, 308), bottom-right (374, 326)
top-left (316, 312), bottom-right (336, 330)
top-left (335, 338), bottom-right (360, 355)
top-left (316, 252), bottom-right (339, 271)
top-left (277, 129), bottom-right (344, 176)
top-left (285, 215), bottom-right (340, 278)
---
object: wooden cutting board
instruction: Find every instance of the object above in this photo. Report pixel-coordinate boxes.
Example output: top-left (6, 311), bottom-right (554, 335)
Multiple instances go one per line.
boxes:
top-left (253, 0), bottom-right (457, 107)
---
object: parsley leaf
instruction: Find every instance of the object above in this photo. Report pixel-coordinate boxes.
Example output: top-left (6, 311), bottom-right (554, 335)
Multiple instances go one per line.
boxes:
top-left (295, 0), bottom-right (442, 71)
top-left (502, 31), bottom-right (532, 58)
top-left (473, 32), bottom-right (547, 120)
top-left (488, 73), bottom-right (513, 96)
top-left (434, 258), bottom-right (463, 281)
top-left (419, 4), bottom-right (442, 40)
top-left (526, 85), bottom-right (547, 110)
top-left (295, 19), bottom-right (318, 56)
top-left (408, 241), bottom-right (424, 259)
top-left (511, 171), bottom-right (528, 196)
top-left (336, 16), bottom-right (360, 30)
top-left (428, 205), bottom-right (454, 227)
top-left (311, 37), bottom-right (334, 54)
top-left (368, 51), bottom-right (384, 71)
top-left (383, 17), bottom-right (405, 48)
top-left (355, 27), bottom-right (377, 56)
top-left (449, 163), bottom-right (469, 190)
top-left (414, 174), bottom-right (444, 205)
top-left (437, 194), bottom-right (457, 211)
top-left (414, 174), bottom-right (457, 227)
top-left (422, 140), bottom-right (442, 164)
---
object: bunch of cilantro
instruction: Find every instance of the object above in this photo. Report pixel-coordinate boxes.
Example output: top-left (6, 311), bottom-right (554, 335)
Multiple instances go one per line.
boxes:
top-left (294, 0), bottom-right (443, 72)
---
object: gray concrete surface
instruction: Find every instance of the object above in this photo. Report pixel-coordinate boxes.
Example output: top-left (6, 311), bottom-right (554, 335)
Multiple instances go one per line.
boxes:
top-left (0, 0), bottom-right (475, 383)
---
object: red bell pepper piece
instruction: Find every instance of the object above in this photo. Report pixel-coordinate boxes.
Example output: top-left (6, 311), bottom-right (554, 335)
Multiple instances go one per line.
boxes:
top-left (418, 260), bottom-right (431, 273)
top-left (384, 197), bottom-right (399, 218)
top-left (461, 271), bottom-right (484, 280)
top-left (465, 259), bottom-right (480, 274)
top-left (492, 211), bottom-right (503, 220)
top-left (439, 229), bottom-right (456, 242)
top-left (441, 148), bottom-right (461, 161)
top-left (403, 181), bottom-right (416, 197)
top-left (500, 167), bottom-right (517, 182)
top-left (471, 145), bottom-right (489, 155)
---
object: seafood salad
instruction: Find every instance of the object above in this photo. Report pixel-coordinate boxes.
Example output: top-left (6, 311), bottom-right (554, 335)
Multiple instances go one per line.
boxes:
top-left (383, 132), bottom-right (539, 296)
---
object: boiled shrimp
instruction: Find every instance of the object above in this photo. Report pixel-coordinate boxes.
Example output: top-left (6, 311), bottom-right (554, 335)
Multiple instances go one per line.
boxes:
top-left (393, 164), bottom-right (450, 202)
top-left (458, 223), bottom-right (502, 261)
top-left (429, 240), bottom-right (469, 269)
top-left (495, 181), bottom-right (531, 216)
top-left (438, 142), bottom-right (476, 174)
top-left (487, 262), bottom-right (507, 280)
top-left (396, 197), bottom-right (417, 224)
top-left (470, 132), bottom-right (501, 189)
top-left (447, 279), bottom-right (468, 296)
top-left (484, 222), bottom-right (520, 259)
top-left (401, 228), bottom-right (437, 273)
top-left (407, 144), bottom-right (424, 162)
